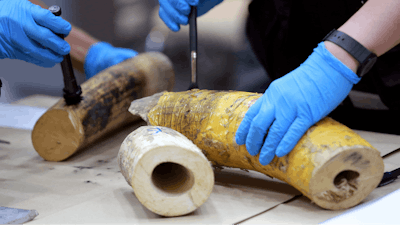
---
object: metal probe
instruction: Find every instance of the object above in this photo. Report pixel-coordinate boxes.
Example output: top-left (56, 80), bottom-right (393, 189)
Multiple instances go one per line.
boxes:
top-left (48, 5), bottom-right (82, 105)
top-left (188, 6), bottom-right (198, 90)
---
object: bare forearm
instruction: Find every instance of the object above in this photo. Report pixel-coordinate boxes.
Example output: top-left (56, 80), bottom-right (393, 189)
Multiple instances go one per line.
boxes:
top-left (29, 0), bottom-right (99, 73)
top-left (64, 26), bottom-right (99, 73)
top-left (339, 0), bottom-right (400, 56)
top-left (325, 0), bottom-right (400, 73)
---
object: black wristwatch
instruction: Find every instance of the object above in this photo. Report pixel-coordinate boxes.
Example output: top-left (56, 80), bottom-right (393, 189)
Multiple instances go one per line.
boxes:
top-left (322, 29), bottom-right (377, 77)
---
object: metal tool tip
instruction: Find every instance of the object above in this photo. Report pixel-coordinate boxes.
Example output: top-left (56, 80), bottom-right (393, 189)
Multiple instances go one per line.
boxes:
top-left (64, 96), bottom-right (83, 106)
top-left (188, 83), bottom-right (199, 90)
top-left (63, 87), bottom-right (83, 105)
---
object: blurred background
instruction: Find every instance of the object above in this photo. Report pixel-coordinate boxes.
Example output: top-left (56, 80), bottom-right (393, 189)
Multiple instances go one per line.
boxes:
top-left (0, 0), bottom-right (270, 103)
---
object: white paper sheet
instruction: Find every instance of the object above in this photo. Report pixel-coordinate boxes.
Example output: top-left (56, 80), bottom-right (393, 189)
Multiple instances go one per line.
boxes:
top-left (321, 188), bottom-right (400, 225)
top-left (0, 103), bottom-right (46, 130)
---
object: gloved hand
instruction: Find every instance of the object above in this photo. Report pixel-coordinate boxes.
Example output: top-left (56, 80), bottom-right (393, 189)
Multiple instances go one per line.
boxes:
top-left (159, 0), bottom-right (223, 32)
top-left (235, 42), bottom-right (361, 165)
top-left (0, 0), bottom-right (71, 67)
top-left (84, 42), bottom-right (139, 79)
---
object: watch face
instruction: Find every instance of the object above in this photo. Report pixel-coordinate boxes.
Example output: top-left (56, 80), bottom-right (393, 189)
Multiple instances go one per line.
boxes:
top-left (358, 55), bottom-right (377, 77)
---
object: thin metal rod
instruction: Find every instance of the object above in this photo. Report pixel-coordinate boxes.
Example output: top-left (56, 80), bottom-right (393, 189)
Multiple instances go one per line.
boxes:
top-left (188, 6), bottom-right (198, 90)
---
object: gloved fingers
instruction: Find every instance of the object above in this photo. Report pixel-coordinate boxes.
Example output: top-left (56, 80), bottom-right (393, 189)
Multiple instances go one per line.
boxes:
top-left (31, 4), bottom-right (71, 36)
top-left (25, 41), bottom-right (63, 65)
top-left (84, 42), bottom-right (139, 79)
top-left (84, 42), bottom-right (110, 78)
top-left (25, 25), bottom-right (70, 55)
top-left (275, 117), bottom-right (311, 158)
top-left (258, 116), bottom-right (294, 165)
top-left (13, 49), bottom-right (57, 68)
top-left (9, 28), bottom-right (63, 64)
top-left (245, 104), bottom-right (275, 156)
top-left (258, 142), bottom-right (276, 166)
top-left (186, 0), bottom-right (200, 6)
top-left (159, 0), bottom-right (189, 25)
top-left (35, 61), bottom-right (58, 68)
top-left (169, 0), bottom-right (192, 15)
top-left (159, 7), bottom-right (180, 32)
top-left (235, 96), bottom-right (263, 145)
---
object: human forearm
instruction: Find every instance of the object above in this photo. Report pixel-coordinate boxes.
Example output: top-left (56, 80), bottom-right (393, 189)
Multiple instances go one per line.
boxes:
top-left (339, 0), bottom-right (400, 56)
top-left (64, 26), bottom-right (99, 73)
top-left (29, 0), bottom-right (99, 73)
top-left (325, 0), bottom-right (400, 73)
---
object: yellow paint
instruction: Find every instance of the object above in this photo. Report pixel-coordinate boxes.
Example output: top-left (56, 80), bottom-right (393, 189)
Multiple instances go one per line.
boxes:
top-left (147, 90), bottom-right (382, 206)
top-left (278, 118), bottom-right (376, 195)
top-left (148, 90), bottom-right (261, 170)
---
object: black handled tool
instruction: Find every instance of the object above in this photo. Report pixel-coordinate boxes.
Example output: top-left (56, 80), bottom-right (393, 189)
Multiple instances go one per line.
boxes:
top-left (378, 167), bottom-right (400, 187)
top-left (378, 147), bottom-right (400, 187)
top-left (188, 6), bottom-right (198, 90)
top-left (0, 139), bottom-right (10, 144)
top-left (48, 5), bottom-right (82, 105)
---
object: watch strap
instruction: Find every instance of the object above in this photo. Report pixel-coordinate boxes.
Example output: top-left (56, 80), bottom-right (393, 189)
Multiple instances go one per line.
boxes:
top-left (323, 29), bottom-right (378, 77)
top-left (322, 29), bottom-right (375, 64)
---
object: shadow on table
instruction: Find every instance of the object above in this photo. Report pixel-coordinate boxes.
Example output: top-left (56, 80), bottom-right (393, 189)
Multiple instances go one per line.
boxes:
top-left (214, 169), bottom-right (301, 197)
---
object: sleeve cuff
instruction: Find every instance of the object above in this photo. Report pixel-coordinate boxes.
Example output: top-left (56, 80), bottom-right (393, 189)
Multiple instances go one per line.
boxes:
top-left (317, 42), bottom-right (361, 85)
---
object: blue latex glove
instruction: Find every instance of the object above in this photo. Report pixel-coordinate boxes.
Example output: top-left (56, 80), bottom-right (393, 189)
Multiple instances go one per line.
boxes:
top-left (235, 42), bottom-right (361, 165)
top-left (159, 0), bottom-right (224, 32)
top-left (84, 42), bottom-right (139, 79)
top-left (0, 0), bottom-right (71, 67)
